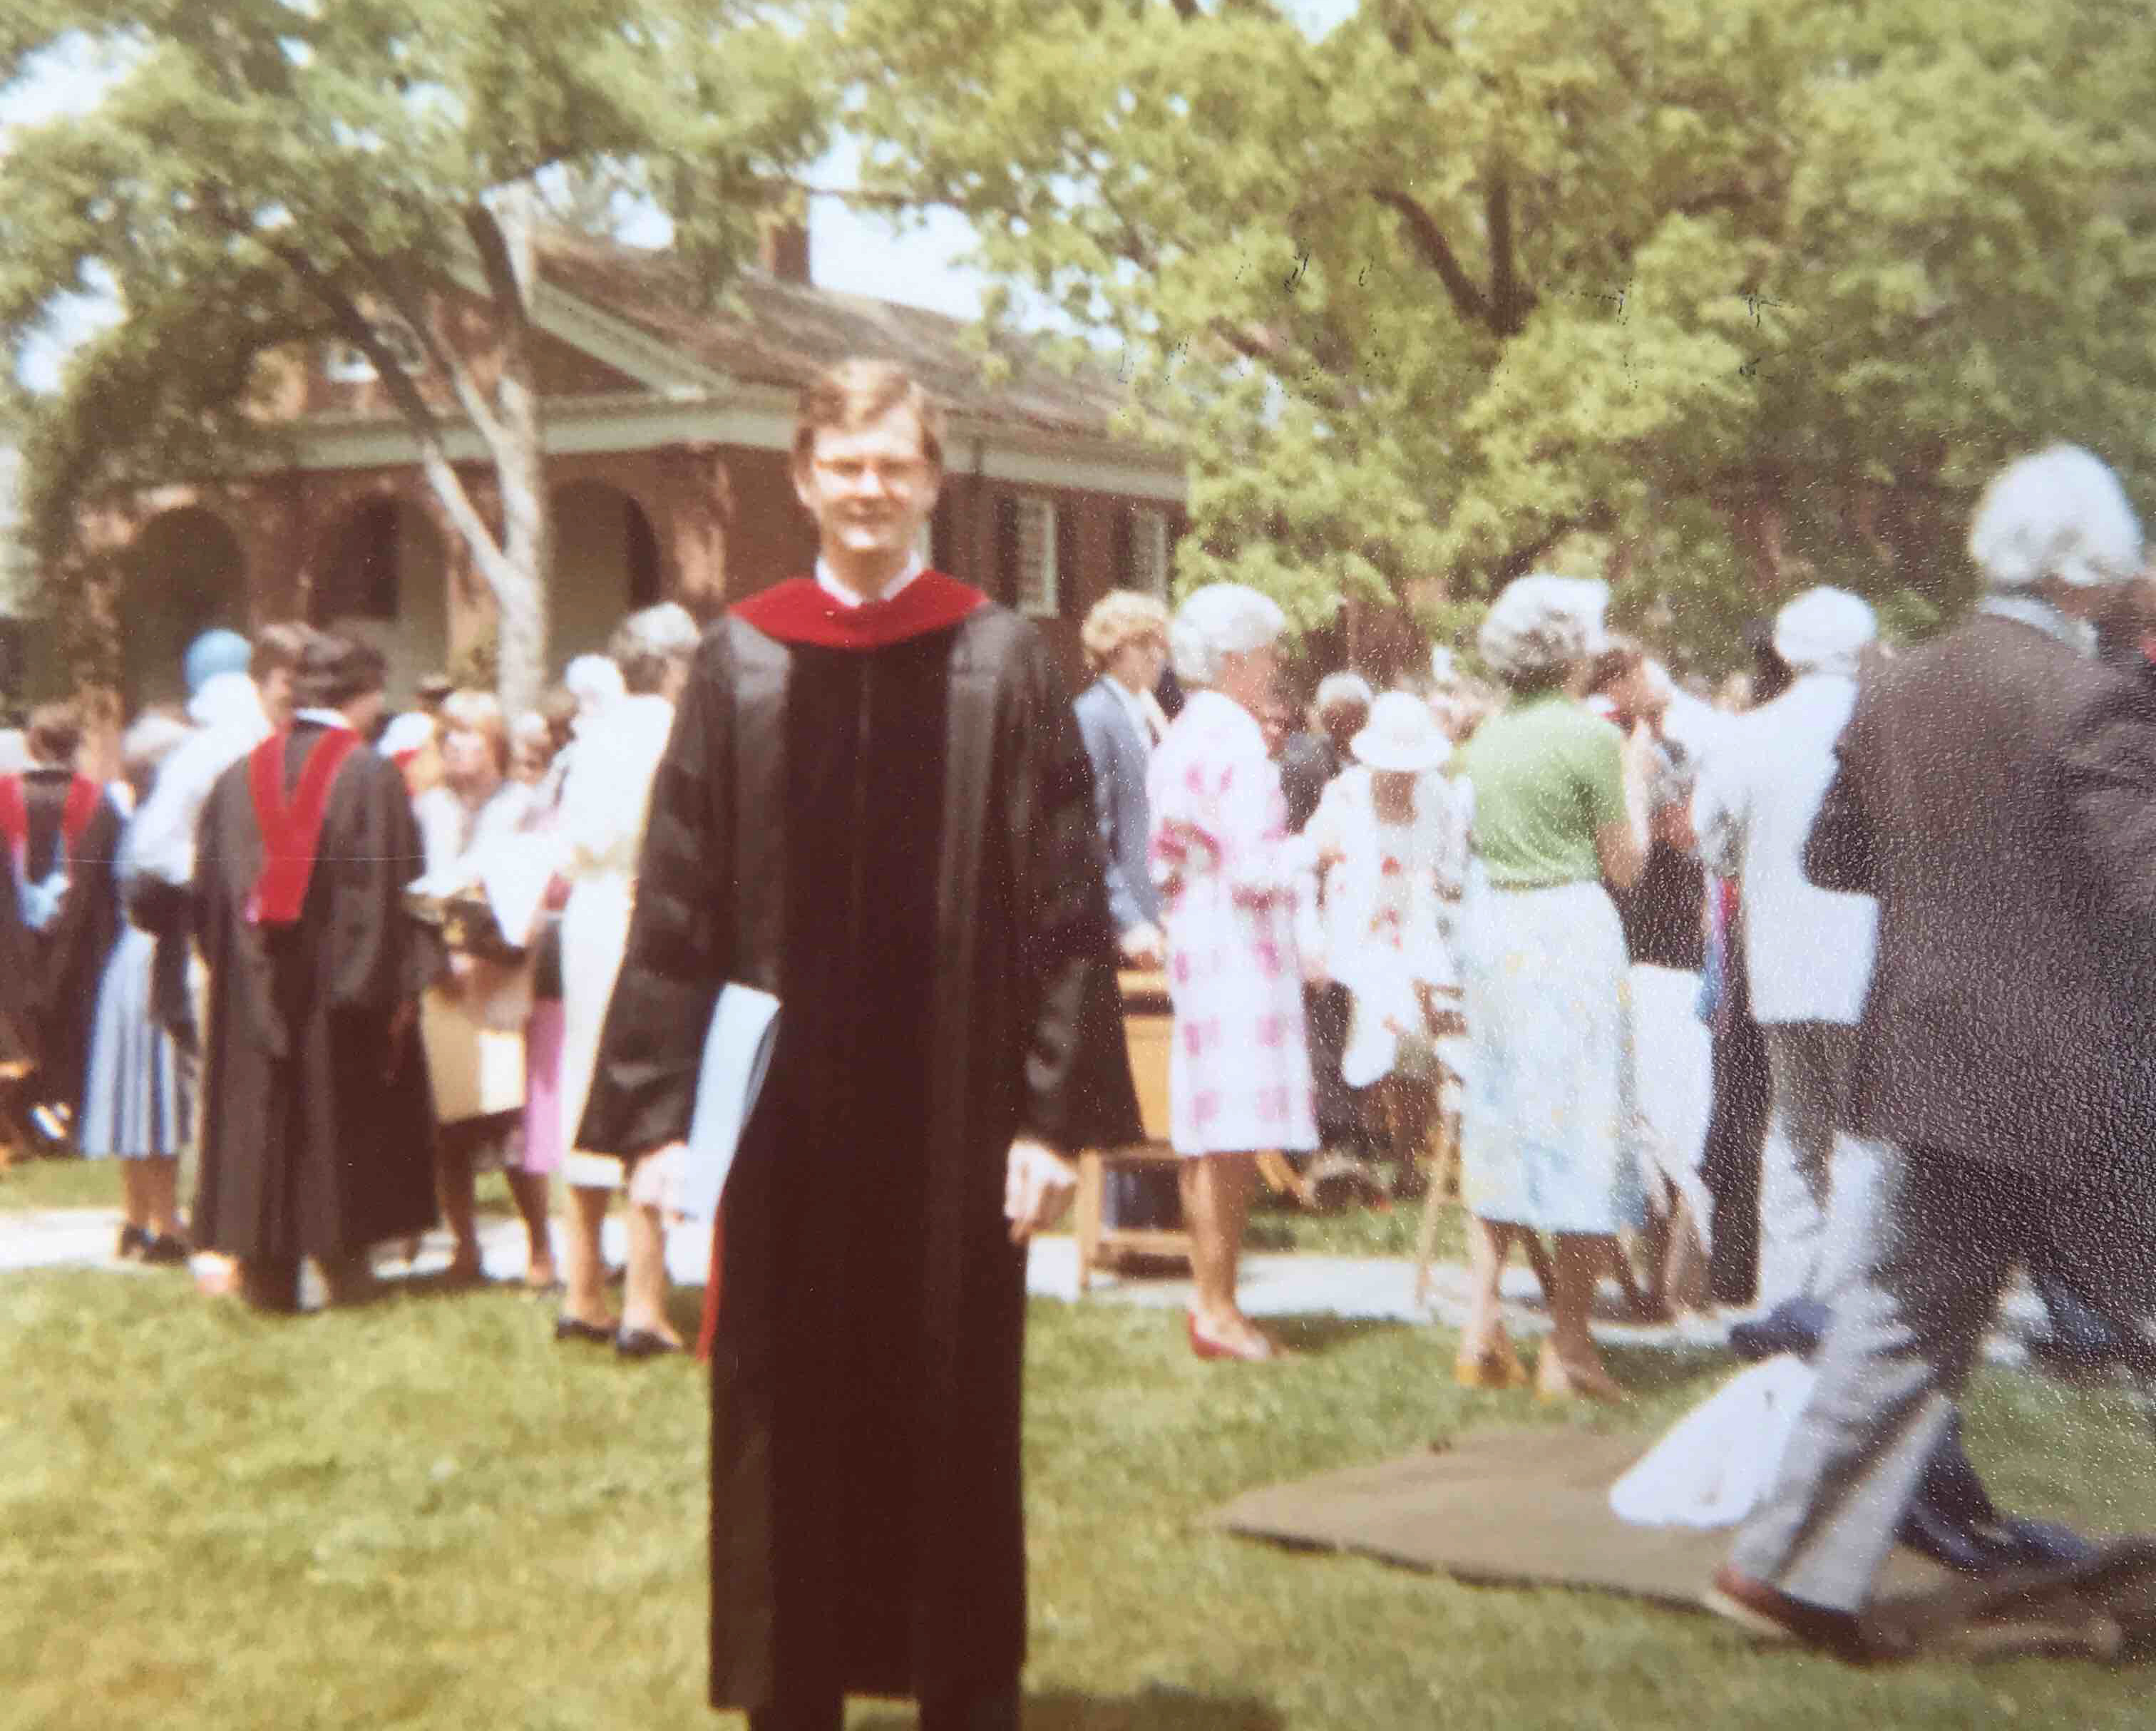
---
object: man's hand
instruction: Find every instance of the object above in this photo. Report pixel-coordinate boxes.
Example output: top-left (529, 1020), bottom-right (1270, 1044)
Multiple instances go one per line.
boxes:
top-left (1118, 922), bottom-right (1166, 970)
top-left (384, 997), bottom-right (418, 1082)
top-left (1004, 1136), bottom-right (1077, 1244)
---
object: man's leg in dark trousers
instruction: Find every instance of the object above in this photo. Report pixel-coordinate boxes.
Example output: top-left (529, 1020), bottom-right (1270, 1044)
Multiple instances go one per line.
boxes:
top-left (1728, 1145), bottom-right (2020, 1613)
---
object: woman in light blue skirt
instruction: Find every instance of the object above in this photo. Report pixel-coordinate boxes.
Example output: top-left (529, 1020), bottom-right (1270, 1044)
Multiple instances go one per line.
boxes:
top-left (1452, 575), bottom-right (1647, 1402)
top-left (81, 714), bottom-right (197, 1265)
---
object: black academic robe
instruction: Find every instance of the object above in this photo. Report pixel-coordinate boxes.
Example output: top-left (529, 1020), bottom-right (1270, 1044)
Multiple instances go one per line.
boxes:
top-left (578, 580), bottom-right (1139, 1712)
top-left (0, 769), bottom-right (123, 1118)
top-left (190, 724), bottom-right (442, 1261)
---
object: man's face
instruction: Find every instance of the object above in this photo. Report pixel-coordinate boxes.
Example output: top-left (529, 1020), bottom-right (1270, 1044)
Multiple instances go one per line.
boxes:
top-left (260, 667), bottom-right (295, 726)
top-left (1109, 632), bottom-right (1168, 694)
top-left (792, 405), bottom-right (942, 570)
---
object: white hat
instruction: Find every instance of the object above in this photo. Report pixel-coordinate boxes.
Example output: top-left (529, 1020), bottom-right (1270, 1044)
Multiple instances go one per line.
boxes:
top-left (1772, 587), bottom-right (1877, 675)
top-left (1968, 445), bottom-right (2142, 592)
top-left (1350, 689), bottom-right (1452, 774)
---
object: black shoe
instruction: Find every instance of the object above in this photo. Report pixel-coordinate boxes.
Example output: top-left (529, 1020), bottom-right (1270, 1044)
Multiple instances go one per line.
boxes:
top-left (140, 1233), bottom-right (190, 1267)
top-left (116, 1223), bottom-right (150, 1260)
top-left (615, 1327), bottom-right (683, 1360)
top-left (554, 1314), bottom-right (614, 1346)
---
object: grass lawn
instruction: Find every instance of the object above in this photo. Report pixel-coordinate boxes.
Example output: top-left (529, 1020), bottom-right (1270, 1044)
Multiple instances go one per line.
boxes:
top-left (4, 1217), bottom-right (2154, 1730)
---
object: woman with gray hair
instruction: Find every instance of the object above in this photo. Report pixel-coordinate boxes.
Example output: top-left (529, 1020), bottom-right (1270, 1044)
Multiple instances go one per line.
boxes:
top-left (1451, 575), bottom-right (1646, 1401)
top-left (553, 602), bottom-right (701, 1356)
top-left (1148, 582), bottom-right (1318, 1360)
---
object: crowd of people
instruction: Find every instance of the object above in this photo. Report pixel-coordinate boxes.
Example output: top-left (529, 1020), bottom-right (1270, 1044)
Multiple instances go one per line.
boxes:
top-left (3, 353), bottom-right (2153, 1704)
top-left (0, 597), bottom-right (709, 1353)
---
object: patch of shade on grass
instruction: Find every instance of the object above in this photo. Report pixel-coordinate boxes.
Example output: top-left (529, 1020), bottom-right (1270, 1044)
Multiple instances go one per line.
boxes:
top-left (0, 1269), bottom-right (2150, 1728)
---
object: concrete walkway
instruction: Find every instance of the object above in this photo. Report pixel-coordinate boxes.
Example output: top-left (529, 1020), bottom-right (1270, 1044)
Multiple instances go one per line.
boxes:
top-left (0, 1203), bottom-right (2050, 1363)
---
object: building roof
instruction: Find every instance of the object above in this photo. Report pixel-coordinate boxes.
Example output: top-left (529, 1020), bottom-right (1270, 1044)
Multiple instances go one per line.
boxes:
top-left (535, 232), bottom-right (1134, 443)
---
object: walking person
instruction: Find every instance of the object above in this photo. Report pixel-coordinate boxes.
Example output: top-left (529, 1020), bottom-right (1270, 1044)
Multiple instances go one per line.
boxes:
top-left (1149, 582), bottom-right (1320, 1362)
top-left (190, 630), bottom-right (441, 1313)
top-left (1452, 575), bottom-right (1646, 1400)
top-left (1692, 587), bottom-right (1882, 1309)
top-left (81, 711), bottom-right (198, 1263)
top-left (580, 360), bottom-right (1134, 1730)
top-left (1710, 446), bottom-right (2156, 1653)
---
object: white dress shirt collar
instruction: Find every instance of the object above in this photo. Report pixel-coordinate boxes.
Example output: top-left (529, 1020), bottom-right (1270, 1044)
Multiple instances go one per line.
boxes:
top-left (814, 551), bottom-right (925, 610)
top-left (1105, 674), bottom-right (1157, 749)
top-left (293, 707), bottom-right (355, 733)
top-left (1978, 592), bottom-right (2098, 657)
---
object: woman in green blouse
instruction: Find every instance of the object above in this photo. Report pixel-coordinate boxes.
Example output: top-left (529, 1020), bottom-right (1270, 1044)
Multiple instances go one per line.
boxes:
top-left (1452, 575), bottom-right (1645, 1403)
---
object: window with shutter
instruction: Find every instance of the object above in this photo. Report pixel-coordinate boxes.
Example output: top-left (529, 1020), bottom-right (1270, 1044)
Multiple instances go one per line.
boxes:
top-left (1129, 505), bottom-right (1171, 599)
top-left (1010, 496), bottom-right (1059, 617)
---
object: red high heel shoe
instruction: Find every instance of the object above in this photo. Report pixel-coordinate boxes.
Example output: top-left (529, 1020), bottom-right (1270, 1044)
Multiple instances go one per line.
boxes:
top-left (1187, 1310), bottom-right (1278, 1362)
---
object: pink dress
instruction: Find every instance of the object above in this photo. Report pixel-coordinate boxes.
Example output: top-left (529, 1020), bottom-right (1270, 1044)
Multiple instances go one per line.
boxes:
top-left (1148, 689), bottom-right (1318, 1157)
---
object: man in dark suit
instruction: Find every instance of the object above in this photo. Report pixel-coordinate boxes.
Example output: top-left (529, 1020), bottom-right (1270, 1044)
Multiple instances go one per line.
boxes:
top-left (1708, 446), bottom-right (2156, 1655)
top-left (1074, 591), bottom-right (1176, 1232)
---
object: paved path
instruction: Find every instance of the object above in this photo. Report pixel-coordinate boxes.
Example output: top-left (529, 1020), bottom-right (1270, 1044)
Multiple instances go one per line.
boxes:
top-left (0, 1204), bottom-right (2049, 1362)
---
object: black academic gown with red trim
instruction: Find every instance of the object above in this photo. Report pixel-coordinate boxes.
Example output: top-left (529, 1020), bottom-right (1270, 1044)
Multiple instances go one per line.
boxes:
top-left (190, 723), bottom-right (442, 1261)
top-left (0, 769), bottom-right (123, 1116)
top-left (578, 572), bottom-right (1139, 1712)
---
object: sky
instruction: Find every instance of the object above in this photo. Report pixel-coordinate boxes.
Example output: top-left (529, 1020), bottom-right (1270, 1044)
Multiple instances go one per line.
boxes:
top-left (0, 2), bottom-right (1357, 386)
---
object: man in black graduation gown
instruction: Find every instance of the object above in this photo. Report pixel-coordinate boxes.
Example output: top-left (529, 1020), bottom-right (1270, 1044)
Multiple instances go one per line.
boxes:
top-left (0, 701), bottom-right (123, 1146)
top-left (578, 359), bottom-right (1139, 1731)
top-left (191, 631), bottom-right (441, 1312)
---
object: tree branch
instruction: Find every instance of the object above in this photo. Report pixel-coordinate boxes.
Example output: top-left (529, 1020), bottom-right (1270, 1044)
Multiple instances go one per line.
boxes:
top-left (1487, 165), bottom-right (1529, 335)
top-left (1370, 188), bottom-right (1492, 327)
top-left (1209, 317), bottom-right (1362, 420)
top-left (334, 229), bottom-right (510, 456)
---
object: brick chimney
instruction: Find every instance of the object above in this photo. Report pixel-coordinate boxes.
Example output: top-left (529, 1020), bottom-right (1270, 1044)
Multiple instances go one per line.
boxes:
top-left (759, 214), bottom-right (811, 285)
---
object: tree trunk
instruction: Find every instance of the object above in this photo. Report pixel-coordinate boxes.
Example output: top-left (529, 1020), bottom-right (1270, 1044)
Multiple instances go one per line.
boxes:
top-left (484, 189), bottom-right (551, 716)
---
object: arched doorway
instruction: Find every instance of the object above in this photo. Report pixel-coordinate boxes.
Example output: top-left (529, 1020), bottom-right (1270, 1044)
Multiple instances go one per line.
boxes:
top-left (314, 495), bottom-right (447, 704)
top-left (550, 481), bottom-right (663, 665)
top-left (123, 506), bottom-right (247, 707)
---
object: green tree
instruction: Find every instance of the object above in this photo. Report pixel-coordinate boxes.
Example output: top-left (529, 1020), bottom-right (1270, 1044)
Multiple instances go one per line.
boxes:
top-left (1, 1), bottom-right (833, 709)
top-left (845, 0), bottom-right (2156, 662)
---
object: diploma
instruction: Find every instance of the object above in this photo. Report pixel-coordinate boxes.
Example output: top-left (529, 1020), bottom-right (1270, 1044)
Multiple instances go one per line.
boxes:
top-left (677, 984), bottom-right (781, 1221)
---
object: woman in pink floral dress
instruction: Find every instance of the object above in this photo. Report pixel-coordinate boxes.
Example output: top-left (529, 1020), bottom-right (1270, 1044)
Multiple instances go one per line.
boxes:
top-left (1149, 584), bottom-right (1318, 1361)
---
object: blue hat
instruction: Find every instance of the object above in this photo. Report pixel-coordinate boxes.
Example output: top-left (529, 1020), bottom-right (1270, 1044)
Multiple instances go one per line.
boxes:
top-left (183, 629), bottom-right (252, 696)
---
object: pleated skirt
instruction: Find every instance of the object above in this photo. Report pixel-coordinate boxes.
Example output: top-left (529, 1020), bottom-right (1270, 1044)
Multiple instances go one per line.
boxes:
top-left (79, 928), bottom-right (197, 1160)
top-left (1456, 876), bottom-right (1646, 1235)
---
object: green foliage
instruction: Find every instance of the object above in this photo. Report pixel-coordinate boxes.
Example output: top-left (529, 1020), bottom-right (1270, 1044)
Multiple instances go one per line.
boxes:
top-left (846, 0), bottom-right (2156, 662)
top-left (1, 0), bottom-right (836, 696)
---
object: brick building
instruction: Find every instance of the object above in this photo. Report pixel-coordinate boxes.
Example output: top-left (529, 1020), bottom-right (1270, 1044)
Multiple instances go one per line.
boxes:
top-left (87, 228), bottom-right (1186, 708)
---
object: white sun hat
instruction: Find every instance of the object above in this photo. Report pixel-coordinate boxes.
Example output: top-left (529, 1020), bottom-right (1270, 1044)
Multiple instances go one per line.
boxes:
top-left (1350, 689), bottom-right (1452, 774)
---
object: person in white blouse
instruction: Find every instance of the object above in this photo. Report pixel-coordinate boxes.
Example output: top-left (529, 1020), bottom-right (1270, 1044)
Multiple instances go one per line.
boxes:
top-left (1300, 691), bottom-right (1468, 1191)
top-left (553, 604), bottom-right (700, 1357)
top-left (1691, 587), bottom-right (1882, 1309)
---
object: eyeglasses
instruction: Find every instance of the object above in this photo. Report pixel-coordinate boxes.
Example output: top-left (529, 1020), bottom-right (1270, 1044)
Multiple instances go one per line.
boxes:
top-left (810, 454), bottom-right (934, 488)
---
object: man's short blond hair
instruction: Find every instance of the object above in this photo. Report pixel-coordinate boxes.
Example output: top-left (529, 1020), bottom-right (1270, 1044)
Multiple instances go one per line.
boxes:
top-left (791, 359), bottom-right (946, 472)
top-left (1081, 590), bottom-right (1171, 673)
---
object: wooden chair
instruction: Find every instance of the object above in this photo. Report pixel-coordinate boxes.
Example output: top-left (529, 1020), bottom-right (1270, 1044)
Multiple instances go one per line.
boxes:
top-left (1073, 970), bottom-right (1193, 1293)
